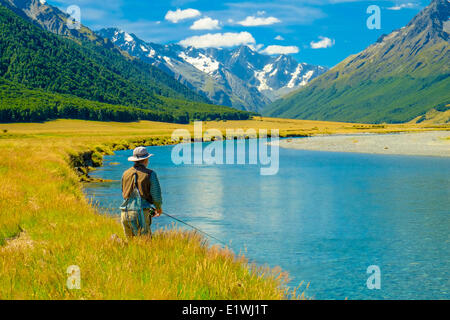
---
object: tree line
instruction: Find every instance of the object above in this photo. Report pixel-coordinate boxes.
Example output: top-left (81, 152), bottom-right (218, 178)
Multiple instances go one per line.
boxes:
top-left (0, 79), bottom-right (251, 124)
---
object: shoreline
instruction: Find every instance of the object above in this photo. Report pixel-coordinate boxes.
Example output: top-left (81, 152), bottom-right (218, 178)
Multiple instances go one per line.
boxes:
top-left (81, 129), bottom-right (450, 182)
top-left (1, 120), bottom-right (298, 299)
top-left (74, 133), bottom-right (311, 182)
top-left (275, 131), bottom-right (450, 157)
top-left (1, 119), bottom-right (449, 299)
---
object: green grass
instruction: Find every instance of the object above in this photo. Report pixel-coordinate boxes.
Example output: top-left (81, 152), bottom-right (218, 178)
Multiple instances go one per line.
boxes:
top-left (0, 119), bottom-right (318, 299)
top-left (1, 117), bottom-right (446, 299)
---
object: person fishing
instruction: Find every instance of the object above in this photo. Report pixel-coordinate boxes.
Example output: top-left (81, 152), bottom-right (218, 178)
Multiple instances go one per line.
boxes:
top-left (120, 146), bottom-right (162, 238)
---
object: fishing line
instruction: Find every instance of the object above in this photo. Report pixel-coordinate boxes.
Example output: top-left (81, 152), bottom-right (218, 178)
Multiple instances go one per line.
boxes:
top-left (160, 211), bottom-right (230, 248)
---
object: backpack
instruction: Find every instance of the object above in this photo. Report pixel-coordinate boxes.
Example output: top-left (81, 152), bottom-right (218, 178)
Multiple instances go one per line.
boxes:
top-left (120, 171), bottom-right (150, 236)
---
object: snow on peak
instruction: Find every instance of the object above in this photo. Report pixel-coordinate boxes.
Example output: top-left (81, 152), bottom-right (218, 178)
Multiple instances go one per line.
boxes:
top-left (162, 56), bottom-right (174, 67)
top-left (255, 63), bottom-right (276, 92)
top-left (124, 32), bottom-right (134, 43)
top-left (300, 70), bottom-right (314, 86)
top-left (147, 48), bottom-right (156, 58)
top-left (287, 64), bottom-right (304, 88)
top-left (254, 70), bottom-right (271, 91)
top-left (110, 30), bottom-right (133, 44)
top-left (178, 52), bottom-right (219, 74)
top-left (263, 64), bottom-right (273, 73)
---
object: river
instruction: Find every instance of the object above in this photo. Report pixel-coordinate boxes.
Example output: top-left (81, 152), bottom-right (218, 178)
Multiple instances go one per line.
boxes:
top-left (84, 138), bottom-right (450, 300)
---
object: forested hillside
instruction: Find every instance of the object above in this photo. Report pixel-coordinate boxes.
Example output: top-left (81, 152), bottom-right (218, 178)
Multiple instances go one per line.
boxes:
top-left (0, 4), bottom-right (250, 123)
top-left (264, 0), bottom-right (449, 123)
top-left (0, 78), bottom-right (250, 123)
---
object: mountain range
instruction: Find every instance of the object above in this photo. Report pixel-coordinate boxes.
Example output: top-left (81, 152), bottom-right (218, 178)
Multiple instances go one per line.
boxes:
top-left (264, 0), bottom-right (450, 123)
top-left (1, 0), bottom-right (327, 114)
top-left (0, 0), bottom-right (448, 124)
top-left (0, 0), bottom-right (250, 123)
top-left (97, 28), bottom-right (328, 112)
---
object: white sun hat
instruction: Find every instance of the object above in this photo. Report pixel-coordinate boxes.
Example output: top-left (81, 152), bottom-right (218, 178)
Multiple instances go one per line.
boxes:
top-left (127, 146), bottom-right (154, 162)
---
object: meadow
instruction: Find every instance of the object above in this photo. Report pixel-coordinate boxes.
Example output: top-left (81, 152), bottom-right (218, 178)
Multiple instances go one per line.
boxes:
top-left (0, 117), bottom-right (447, 299)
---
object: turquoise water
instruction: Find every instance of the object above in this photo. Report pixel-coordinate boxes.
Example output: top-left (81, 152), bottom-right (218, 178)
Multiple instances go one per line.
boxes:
top-left (84, 139), bottom-right (450, 300)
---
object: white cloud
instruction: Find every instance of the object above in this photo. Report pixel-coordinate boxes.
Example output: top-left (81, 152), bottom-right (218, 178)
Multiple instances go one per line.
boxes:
top-left (165, 8), bottom-right (201, 23)
top-left (260, 45), bottom-right (299, 55)
top-left (387, 3), bottom-right (417, 10)
top-left (248, 44), bottom-right (264, 51)
top-left (225, 2), bottom-right (324, 26)
top-left (274, 35), bottom-right (284, 41)
top-left (179, 32), bottom-right (256, 48)
top-left (310, 36), bottom-right (335, 49)
top-left (237, 16), bottom-right (281, 26)
top-left (190, 17), bottom-right (220, 30)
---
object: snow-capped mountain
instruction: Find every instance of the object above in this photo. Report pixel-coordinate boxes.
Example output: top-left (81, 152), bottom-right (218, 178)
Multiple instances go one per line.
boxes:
top-left (98, 28), bottom-right (328, 111)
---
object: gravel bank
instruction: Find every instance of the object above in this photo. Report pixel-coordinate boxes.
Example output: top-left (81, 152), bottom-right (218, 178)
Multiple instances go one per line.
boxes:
top-left (277, 131), bottom-right (450, 157)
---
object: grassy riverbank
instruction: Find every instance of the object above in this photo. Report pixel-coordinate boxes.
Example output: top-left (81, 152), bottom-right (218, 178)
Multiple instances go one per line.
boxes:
top-left (0, 118), bottom-right (446, 299)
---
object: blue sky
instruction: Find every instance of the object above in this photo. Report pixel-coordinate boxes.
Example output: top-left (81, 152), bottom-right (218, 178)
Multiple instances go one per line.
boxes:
top-left (47, 0), bottom-right (427, 67)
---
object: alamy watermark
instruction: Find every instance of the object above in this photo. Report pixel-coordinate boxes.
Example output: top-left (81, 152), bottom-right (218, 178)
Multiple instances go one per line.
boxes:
top-left (66, 5), bottom-right (81, 30)
top-left (66, 265), bottom-right (81, 290)
top-left (171, 121), bottom-right (279, 176)
top-left (366, 265), bottom-right (381, 290)
top-left (367, 5), bottom-right (381, 30)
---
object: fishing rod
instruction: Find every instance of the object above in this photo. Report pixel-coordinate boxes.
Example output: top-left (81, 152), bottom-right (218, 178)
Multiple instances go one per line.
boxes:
top-left (159, 210), bottom-right (230, 248)
top-left (127, 172), bottom-right (230, 247)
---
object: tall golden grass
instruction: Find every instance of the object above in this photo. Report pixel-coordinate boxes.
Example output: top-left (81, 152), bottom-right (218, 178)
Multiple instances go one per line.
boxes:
top-left (0, 118), bottom-right (446, 299)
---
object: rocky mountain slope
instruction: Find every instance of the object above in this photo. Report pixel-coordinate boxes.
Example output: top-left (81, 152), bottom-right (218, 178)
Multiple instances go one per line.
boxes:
top-left (0, 1), bottom-right (250, 123)
top-left (0, 0), bottom-right (111, 46)
top-left (264, 0), bottom-right (450, 123)
top-left (98, 28), bottom-right (327, 112)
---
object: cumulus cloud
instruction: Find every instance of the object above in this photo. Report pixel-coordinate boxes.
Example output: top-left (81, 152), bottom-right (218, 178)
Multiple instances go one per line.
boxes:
top-left (165, 8), bottom-right (201, 23)
top-left (248, 43), bottom-right (264, 51)
top-left (179, 32), bottom-right (256, 48)
top-left (387, 3), bottom-right (417, 10)
top-left (237, 16), bottom-right (281, 26)
top-left (310, 36), bottom-right (335, 49)
top-left (274, 35), bottom-right (284, 41)
top-left (190, 17), bottom-right (220, 30)
top-left (260, 45), bottom-right (299, 55)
